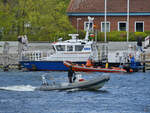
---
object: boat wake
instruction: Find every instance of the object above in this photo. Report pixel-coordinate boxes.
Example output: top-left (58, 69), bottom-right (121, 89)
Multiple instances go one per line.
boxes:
top-left (0, 85), bottom-right (36, 91)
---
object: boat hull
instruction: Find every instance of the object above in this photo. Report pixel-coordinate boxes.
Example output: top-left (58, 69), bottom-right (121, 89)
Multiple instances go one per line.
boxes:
top-left (36, 76), bottom-right (110, 91)
top-left (19, 61), bottom-right (86, 71)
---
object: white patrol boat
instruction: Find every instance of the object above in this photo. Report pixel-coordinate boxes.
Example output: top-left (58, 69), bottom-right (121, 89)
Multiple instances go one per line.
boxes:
top-left (19, 17), bottom-right (99, 71)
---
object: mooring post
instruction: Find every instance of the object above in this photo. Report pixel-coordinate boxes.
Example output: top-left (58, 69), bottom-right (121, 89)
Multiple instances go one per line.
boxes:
top-left (18, 36), bottom-right (23, 61)
top-left (143, 53), bottom-right (146, 72)
top-left (3, 42), bottom-right (9, 71)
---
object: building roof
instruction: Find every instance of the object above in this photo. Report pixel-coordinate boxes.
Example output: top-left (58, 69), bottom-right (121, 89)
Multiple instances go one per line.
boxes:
top-left (67, 0), bottom-right (150, 13)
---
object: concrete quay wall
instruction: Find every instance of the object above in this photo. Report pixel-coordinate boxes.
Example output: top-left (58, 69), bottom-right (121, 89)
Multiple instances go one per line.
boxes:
top-left (0, 41), bottom-right (150, 65)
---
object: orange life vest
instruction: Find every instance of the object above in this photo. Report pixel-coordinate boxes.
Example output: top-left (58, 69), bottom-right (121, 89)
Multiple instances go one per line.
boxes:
top-left (86, 59), bottom-right (93, 67)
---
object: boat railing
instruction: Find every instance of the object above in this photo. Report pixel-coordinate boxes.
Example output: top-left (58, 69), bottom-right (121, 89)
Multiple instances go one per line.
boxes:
top-left (21, 50), bottom-right (91, 61)
top-left (45, 52), bottom-right (91, 61)
top-left (21, 50), bottom-right (44, 61)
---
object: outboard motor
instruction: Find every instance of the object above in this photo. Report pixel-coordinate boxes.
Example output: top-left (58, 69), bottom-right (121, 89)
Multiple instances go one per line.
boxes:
top-left (41, 75), bottom-right (49, 86)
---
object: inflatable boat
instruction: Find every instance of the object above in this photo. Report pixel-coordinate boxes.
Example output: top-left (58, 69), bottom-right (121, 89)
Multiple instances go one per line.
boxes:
top-left (36, 75), bottom-right (110, 91)
top-left (64, 61), bottom-right (127, 73)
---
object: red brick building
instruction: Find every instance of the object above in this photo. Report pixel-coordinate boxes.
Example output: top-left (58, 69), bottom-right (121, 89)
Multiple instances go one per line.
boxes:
top-left (67, 0), bottom-right (150, 32)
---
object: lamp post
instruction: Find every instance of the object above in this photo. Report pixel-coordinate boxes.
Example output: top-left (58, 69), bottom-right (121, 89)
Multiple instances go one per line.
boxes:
top-left (104, 0), bottom-right (107, 43)
top-left (127, 0), bottom-right (130, 42)
top-left (77, 18), bottom-right (81, 34)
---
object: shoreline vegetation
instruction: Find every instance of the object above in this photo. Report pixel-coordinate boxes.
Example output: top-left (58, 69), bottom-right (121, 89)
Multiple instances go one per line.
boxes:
top-left (0, 0), bottom-right (75, 41)
top-left (0, 0), bottom-right (150, 42)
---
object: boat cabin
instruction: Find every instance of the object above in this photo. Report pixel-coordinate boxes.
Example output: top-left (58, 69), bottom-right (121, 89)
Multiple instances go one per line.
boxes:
top-left (52, 34), bottom-right (93, 53)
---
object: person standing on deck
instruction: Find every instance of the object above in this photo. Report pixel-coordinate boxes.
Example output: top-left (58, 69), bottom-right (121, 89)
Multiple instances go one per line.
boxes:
top-left (137, 36), bottom-right (143, 52)
top-left (68, 66), bottom-right (75, 83)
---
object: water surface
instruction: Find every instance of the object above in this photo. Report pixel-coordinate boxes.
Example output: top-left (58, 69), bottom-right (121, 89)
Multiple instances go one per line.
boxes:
top-left (0, 71), bottom-right (150, 113)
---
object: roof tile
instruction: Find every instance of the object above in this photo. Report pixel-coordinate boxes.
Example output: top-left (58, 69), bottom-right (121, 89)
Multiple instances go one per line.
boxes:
top-left (67, 0), bottom-right (150, 13)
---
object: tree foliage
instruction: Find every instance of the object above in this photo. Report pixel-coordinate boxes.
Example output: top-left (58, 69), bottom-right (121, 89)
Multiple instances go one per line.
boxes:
top-left (0, 0), bottom-right (75, 41)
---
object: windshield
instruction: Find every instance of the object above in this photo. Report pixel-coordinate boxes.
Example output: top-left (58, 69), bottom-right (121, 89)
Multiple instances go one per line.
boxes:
top-left (67, 45), bottom-right (73, 51)
top-left (56, 45), bottom-right (65, 51)
top-left (75, 45), bottom-right (84, 51)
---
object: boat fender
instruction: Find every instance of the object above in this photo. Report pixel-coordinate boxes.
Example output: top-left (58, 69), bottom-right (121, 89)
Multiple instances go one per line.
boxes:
top-left (105, 63), bottom-right (109, 68)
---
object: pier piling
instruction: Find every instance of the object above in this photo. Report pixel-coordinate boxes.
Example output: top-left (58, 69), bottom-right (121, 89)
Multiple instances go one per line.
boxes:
top-left (143, 53), bottom-right (146, 72)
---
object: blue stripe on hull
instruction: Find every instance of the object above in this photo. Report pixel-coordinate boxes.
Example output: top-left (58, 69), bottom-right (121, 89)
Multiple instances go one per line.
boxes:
top-left (19, 61), bottom-right (86, 71)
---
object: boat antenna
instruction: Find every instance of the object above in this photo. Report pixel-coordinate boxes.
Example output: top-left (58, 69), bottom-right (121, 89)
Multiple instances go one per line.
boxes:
top-left (85, 16), bottom-right (94, 41)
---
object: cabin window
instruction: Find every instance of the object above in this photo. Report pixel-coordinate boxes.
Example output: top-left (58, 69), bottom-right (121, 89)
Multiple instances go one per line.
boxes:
top-left (75, 45), bottom-right (84, 51)
top-left (56, 45), bottom-right (65, 51)
top-left (135, 21), bottom-right (144, 32)
top-left (84, 21), bottom-right (93, 31)
top-left (101, 21), bottom-right (110, 32)
top-left (67, 45), bottom-right (73, 51)
top-left (118, 21), bottom-right (127, 31)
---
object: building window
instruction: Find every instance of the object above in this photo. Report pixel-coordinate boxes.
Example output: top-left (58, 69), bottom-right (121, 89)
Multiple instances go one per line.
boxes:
top-left (101, 22), bottom-right (110, 32)
top-left (118, 21), bottom-right (127, 31)
top-left (135, 21), bottom-right (144, 32)
top-left (84, 21), bottom-right (93, 31)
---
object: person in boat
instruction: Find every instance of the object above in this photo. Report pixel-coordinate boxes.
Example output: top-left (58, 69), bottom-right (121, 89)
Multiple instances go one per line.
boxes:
top-left (86, 57), bottom-right (93, 67)
top-left (68, 66), bottom-right (75, 83)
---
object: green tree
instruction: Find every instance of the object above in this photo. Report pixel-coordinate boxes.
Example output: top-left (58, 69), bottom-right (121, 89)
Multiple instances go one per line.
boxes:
top-left (0, 0), bottom-right (16, 40)
top-left (0, 0), bottom-right (75, 41)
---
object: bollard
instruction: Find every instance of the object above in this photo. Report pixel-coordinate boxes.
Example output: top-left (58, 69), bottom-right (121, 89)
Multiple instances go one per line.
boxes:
top-left (143, 53), bottom-right (146, 72)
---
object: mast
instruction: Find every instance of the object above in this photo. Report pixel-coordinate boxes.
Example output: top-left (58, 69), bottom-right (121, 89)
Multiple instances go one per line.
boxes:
top-left (85, 16), bottom-right (94, 40)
